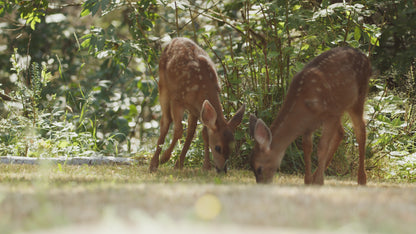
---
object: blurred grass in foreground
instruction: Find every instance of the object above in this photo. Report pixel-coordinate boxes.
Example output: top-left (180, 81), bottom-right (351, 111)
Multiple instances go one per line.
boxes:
top-left (0, 164), bottom-right (415, 234)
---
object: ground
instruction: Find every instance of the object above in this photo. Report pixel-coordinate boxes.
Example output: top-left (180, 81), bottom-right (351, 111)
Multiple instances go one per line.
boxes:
top-left (0, 164), bottom-right (415, 234)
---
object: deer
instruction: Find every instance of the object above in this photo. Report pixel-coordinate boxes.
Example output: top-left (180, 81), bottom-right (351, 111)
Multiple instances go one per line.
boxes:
top-left (149, 37), bottom-right (245, 173)
top-left (249, 47), bottom-right (371, 185)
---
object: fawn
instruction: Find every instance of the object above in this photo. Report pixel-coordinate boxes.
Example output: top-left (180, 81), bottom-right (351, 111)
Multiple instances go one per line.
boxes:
top-left (149, 37), bottom-right (245, 173)
top-left (249, 47), bottom-right (371, 185)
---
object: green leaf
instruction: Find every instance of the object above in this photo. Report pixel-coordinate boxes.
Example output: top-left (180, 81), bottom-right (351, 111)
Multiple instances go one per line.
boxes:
top-left (301, 44), bottom-right (310, 51)
top-left (58, 140), bottom-right (70, 148)
top-left (30, 18), bottom-right (37, 30)
top-left (293, 5), bottom-right (301, 11)
top-left (370, 35), bottom-right (379, 46)
top-left (81, 0), bottom-right (100, 17)
top-left (80, 37), bottom-right (91, 49)
top-left (80, 8), bottom-right (91, 17)
top-left (354, 26), bottom-right (361, 41)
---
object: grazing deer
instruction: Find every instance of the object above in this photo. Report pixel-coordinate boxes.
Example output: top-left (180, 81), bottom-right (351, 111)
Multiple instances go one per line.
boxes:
top-left (149, 37), bottom-right (245, 173)
top-left (249, 47), bottom-right (371, 185)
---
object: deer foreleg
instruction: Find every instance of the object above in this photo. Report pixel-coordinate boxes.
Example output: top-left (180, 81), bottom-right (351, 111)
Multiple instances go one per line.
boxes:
top-left (174, 114), bottom-right (198, 169)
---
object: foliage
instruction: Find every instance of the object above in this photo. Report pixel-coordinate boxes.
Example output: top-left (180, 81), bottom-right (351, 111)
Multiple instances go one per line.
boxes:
top-left (1, 49), bottom-right (97, 157)
top-left (1, 0), bottom-right (160, 158)
top-left (365, 82), bottom-right (416, 182)
top-left (0, 0), bottom-right (415, 182)
top-left (0, 0), bottom-right (49, 30)
top-left (373, 0), bottom-right (416, 106)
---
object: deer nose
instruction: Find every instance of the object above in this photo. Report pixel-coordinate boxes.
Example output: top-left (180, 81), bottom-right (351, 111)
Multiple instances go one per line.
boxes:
top-left (215, 163), bottom-right (228, 174)
top-left (216, 159), bottom-right (228, 174)
top-left (215, 167), bottom-right (227, 174)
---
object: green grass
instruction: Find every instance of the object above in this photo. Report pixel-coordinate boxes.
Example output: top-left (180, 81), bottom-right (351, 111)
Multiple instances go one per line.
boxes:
top-left (1, 164), bottom-right (415, 234)
top-left (0, 164), bottom-right (256, 186)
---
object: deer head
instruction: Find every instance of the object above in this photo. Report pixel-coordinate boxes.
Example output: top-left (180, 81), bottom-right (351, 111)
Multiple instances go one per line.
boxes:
top-left (201, 100), bottom-right (245, 172)
top-left (248, 114), bottom-right (283, 183)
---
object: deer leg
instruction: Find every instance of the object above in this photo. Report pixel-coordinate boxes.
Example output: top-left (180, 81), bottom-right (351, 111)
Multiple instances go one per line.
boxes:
top-left (313, 118), bottom-right (340, 185)
top-left (349, 107), bottom-right (367, 185)
top-left (159, 104), bottom-right (184, 165)
top-left (202, 126), bottom-right (211, 171)
top-left (149, 107), bottom-right (172, 172)
top-left (324, 122), bottom-right (344, 169)
top-left (303, 132), bottom-right (313, 185)
top-left (174, 114), bottom-right (198, 169)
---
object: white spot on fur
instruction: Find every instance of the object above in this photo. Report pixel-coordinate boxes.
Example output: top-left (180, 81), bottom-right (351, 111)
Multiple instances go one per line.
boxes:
top-left (180, 71), bottom-right (189, 78)
top-left (186, 84), bottom-right (199, 92)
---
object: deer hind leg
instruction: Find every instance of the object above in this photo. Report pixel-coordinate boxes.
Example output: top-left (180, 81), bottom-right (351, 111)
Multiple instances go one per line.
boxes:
top-left (149, 100), bottom-right (172, 172)
top-left (303, 132), bottom-right (313, 184)
top-left (348, 105), bottom-right (367, 185)
top-left (174, 114), bottom-right (198, 169)
top-left (202, 126), bottom-right (211, 171)
top-left (159, 103), bottom-right (185, 165)
top-left (312, 118), bottom-right (343, 185)
top-left (324, 121), bottom-right (345, 169)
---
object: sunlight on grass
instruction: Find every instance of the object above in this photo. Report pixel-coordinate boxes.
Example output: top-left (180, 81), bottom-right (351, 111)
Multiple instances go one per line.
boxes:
top-left (1, 164), bottom-right (415, 234)
top-left (0, 164), bottom-right (259, 187)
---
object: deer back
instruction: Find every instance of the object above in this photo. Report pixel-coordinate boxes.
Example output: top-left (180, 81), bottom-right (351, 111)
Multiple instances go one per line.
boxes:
top-left (159, 37), bottom-right (223, 118)
top-left (274, 47), bottom-right (371, 127)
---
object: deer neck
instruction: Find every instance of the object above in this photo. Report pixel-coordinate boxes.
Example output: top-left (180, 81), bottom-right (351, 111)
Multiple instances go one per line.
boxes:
top-left (268, 118), bottom-right (301, 163)
top-left (268, 94), bottom-right (313, 163)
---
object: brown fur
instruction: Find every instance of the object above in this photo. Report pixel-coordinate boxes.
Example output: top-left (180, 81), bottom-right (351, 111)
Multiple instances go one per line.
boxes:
top-left (249, 47), bottom-right (371, 185)
top-left (149, 37), bottom-right (245, 173)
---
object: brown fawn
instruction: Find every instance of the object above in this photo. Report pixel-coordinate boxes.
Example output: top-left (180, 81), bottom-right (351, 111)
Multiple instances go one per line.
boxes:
top-left (249, 47), bottom-right (371, 185)
top-left (149, 37), bottom-right (245, 173)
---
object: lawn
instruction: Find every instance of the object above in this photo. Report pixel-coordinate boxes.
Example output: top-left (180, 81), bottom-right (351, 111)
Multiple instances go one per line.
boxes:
top-left (1, 164), bottom-right (415, 234)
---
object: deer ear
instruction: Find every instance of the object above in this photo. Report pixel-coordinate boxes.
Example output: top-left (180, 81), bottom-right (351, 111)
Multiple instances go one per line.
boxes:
top-left (249, 114), bottom-right (258, 138)
top-left (201, 100), bottom-right (217, 130)
top-left (228, 104), bottom-right (245, 130)
top-left (254, 119), bottom-right (272, 151)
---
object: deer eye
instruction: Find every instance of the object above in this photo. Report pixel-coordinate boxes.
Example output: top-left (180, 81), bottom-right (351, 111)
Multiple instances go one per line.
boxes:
top-left (215, 145), bottom-right (221, 153)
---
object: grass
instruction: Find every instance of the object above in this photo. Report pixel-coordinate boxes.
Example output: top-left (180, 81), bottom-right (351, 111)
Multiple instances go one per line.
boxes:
top-left (1, 164), bottom-right (416, 234)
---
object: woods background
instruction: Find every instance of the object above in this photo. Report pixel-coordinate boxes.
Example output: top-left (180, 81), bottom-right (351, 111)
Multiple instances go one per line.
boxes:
top-left (0, 0), bottom-right (415, 182)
